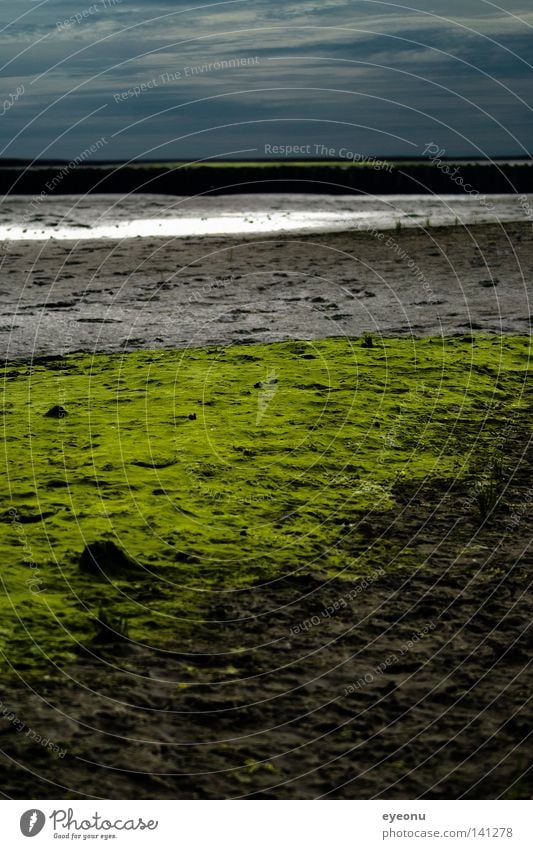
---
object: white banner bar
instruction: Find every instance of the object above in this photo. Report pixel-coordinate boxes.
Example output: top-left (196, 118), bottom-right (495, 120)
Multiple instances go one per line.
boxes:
top-left (1, 800), bottom-right (532, 848)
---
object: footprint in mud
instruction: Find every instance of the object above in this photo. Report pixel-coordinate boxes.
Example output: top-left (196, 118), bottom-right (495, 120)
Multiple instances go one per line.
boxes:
top-left (76, 318), bottom-right (123, 324)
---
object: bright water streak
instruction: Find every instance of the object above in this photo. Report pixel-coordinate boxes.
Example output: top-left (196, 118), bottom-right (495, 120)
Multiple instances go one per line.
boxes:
top-left (0, 193), bottom-right (531, 241)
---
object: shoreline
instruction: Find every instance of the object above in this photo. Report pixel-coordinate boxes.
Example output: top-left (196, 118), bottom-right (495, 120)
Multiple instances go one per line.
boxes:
top-left (1, 193), bottom-right (531, 242)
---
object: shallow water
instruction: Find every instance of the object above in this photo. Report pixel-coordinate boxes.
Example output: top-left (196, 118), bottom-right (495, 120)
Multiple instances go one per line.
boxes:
top-left (0, 193), bottom-right (531, 241)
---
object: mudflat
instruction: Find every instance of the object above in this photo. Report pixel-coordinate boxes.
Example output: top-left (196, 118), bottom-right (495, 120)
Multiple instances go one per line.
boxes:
top-left (1, 221), bottom-right (531, 358)
top-left (1, 334), bottom-right (531, 799)
top-left (0, 218), bottom-right (531, 800)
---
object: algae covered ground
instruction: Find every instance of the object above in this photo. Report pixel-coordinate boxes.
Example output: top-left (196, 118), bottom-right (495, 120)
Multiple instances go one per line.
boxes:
top-left (1, 334), bottom-right (530, 675)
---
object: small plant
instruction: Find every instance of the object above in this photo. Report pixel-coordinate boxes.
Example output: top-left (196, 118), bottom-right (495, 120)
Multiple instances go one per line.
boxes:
top-left (473, 455), bottom-right (505, 523)
top-left (490, 455), bottom-right (505, 483)
top-left (92, 606), bottom-right (131, 644)
top-left (474, 480), bottom-right (499, 521)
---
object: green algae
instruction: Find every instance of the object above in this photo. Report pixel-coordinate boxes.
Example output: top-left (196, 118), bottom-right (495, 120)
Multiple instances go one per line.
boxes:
top-left (1, 334), bottom-right (530, 674)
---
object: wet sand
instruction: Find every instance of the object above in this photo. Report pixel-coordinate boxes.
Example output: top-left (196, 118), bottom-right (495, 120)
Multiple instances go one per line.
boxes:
top-left (1, 220), bottom-right (531, 359)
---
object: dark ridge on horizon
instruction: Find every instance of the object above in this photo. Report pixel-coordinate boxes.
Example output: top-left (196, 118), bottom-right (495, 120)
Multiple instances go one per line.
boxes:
top-left (1, 156), bottom-right (532, 167)
top-left (1, 160), bottom-right (532, 196)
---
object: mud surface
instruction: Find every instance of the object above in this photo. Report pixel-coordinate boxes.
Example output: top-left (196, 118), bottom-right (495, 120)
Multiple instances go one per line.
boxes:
top-left (1, 221), bottom-right (531, 359)
top-left (1, 418), bottom-right (531, 800)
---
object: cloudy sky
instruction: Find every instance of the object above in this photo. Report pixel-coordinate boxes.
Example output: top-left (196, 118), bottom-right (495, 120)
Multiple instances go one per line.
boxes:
top-left (0, 0), bottom-right (531, 161)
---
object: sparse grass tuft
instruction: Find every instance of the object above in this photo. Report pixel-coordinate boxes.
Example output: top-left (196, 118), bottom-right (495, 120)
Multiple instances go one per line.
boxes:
top-left (473, 455), bottom-right (506, 523)
top-left (93, 606), bottom-right (131, 644)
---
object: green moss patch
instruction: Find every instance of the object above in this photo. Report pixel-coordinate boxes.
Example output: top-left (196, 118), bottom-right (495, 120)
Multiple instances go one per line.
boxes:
top-left (1, 334), bottom-right (530, 673)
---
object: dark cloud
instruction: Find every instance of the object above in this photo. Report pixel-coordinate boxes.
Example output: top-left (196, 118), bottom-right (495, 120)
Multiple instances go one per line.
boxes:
top-left (0, 0), bottom-right (531, 159)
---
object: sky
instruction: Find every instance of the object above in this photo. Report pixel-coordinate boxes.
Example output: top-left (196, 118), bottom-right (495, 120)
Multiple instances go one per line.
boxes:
top-left (0, 0), bottom-right (532, 161)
